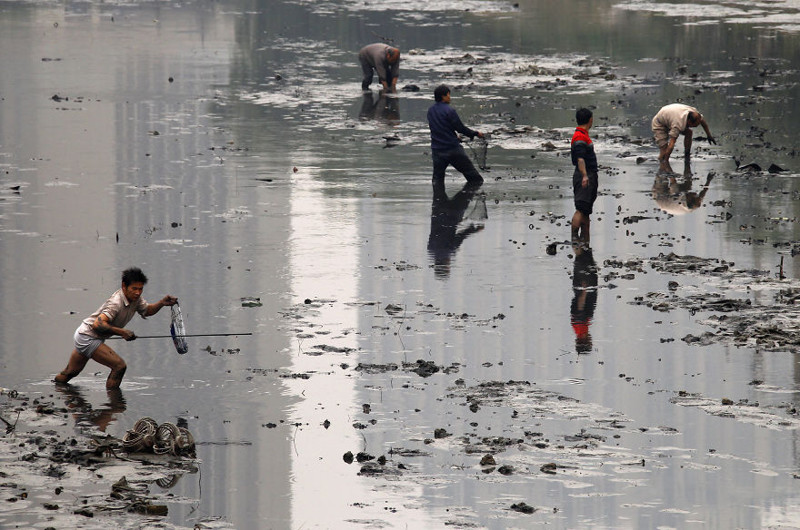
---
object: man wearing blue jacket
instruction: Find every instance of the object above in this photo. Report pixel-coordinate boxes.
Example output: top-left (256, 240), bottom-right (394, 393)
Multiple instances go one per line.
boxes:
top-left (427, 85), bottom-right (484, 185)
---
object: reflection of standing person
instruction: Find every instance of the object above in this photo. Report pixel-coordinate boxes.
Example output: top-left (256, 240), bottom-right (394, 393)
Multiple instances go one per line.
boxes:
top-left (358, 91), bottom-right (400, 123)
top-left (54, 267), bottom-right (178, 389)
top-left (570, 108), bottom-right (598, 244)
top-left (653, 159), bottom-right (714, 215)
top-left (56, 384), bottom-right (127, 433)
top-left (358, 43), bottom-right (400, 92)
top-left (571, 246), bottom-right (598, 354)
top-left (427, 84), bottom-right (484, 185)
top-left (651, 103), bottom-right (716, 161)
top-left (428, 179), bottom-right (485, 279)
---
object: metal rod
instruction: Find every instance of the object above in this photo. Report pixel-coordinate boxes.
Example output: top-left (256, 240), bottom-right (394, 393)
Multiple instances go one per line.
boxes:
top-left (109, 332), bottom-right (252, 340)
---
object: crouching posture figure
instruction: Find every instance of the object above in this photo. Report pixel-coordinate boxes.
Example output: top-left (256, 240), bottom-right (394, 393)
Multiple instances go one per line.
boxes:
top-left (55, 267), bottom-right (177, 389)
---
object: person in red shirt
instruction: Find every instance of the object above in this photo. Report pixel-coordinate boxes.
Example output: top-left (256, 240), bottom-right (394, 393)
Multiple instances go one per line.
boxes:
top-left (570, 108), bottom-right (598, 244)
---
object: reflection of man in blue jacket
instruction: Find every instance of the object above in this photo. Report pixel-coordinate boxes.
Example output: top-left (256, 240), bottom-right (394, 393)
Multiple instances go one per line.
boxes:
top-left (427, 85), bottom-right (484, 185)
top-left (428, 180), bottom-right (485, 279)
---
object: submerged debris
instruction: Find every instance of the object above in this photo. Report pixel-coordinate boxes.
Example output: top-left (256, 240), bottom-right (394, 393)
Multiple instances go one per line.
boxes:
top-left (510, 502), bottom-right (536, 514)
top-left (122, 417), bottom-right (195, 457)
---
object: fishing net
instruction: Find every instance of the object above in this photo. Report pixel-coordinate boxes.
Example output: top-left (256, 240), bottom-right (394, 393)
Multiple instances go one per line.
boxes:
top-left (466, 134), bottom-right (489, 170)
top-left (170, 303), bottom-right (188, 354)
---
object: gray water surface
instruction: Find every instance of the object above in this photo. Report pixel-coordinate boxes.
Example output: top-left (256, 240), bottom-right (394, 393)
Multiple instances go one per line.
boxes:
top-left (2, 0), bottom-right (800, 528)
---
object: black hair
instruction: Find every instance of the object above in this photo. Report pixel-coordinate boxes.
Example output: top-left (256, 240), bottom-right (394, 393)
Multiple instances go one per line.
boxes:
top-left (121, 267), bottom-right (148, 286)
top-left (434, 84), bottom-right (450, 102)
top-left (576, 108), bottom-right (593, 126)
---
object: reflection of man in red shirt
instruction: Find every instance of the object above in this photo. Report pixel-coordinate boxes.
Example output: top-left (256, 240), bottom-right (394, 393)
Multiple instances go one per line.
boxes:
top-left (570, 246), bottom-right (598, 354)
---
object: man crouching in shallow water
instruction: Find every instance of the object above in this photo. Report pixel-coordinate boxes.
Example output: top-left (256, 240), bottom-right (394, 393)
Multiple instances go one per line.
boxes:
top-left (570, 107), bottom-right (598, 245)
top-left (54, 267), bottom-right (177, 390)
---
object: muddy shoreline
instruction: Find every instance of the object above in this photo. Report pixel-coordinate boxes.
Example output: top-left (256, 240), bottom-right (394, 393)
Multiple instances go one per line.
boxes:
top-left (6, 244), bottom-right (800, 527)
top-left (3, 0), bottom-right (800, 528)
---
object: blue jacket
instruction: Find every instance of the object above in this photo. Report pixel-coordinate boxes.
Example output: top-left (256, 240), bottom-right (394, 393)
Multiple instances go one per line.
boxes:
top-left (427, 102), bottom-right (478, 151)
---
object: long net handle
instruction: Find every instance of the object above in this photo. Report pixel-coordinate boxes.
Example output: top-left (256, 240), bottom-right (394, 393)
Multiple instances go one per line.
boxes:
top-left (109, 333), bottom-right (252, 339)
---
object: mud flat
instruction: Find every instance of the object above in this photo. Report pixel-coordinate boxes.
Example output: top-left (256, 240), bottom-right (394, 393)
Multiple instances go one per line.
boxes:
top-left (0, 389), bottom-right (214, 529)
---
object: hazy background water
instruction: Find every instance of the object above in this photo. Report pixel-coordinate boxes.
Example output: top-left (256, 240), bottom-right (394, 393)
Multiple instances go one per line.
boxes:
top-left (2, 0), bottom-right (800, 528)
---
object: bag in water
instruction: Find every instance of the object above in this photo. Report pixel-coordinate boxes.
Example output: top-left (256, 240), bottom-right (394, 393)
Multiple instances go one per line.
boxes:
top-left (170, 303), bottom-right (189, 354)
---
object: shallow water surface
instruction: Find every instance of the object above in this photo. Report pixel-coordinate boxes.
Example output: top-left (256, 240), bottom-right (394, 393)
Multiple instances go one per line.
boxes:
top-left (2, 0), bottom-right (800, 528)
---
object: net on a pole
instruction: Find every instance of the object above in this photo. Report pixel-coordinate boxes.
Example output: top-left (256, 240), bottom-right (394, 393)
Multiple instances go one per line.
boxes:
top-left (170, 303), bottom-right (188, 354)
top-left (466, 135), bottom-right (489, 170)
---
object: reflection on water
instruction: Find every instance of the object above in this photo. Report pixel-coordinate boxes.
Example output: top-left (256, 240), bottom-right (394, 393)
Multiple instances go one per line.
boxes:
top-left (55, 384), bottom-right (126, 433)
top-left (570, 246), bottom-right (598, 354)
top-left (653, 159), bottom-right (714, 216)
top-left (358, 91), bottom-right (400, 126)
top-left (427, 180), bottom-right (487, 279)
top-left (3, 0), bottom-right (800, 528)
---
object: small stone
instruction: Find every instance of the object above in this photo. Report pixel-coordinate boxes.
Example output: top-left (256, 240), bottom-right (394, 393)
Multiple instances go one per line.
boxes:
top-left (434, 428), bottom-right (450, 439)
top-left (540, 463), bottom-right (558, 474)
top-left (511, 502), bottom-right (536, 514)
top-left (356, 452), bottom-right (374, 463)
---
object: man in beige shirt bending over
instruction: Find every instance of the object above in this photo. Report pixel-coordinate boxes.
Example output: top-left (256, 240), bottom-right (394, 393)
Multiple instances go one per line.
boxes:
top-left (652, 103), bottom-right (716, 161)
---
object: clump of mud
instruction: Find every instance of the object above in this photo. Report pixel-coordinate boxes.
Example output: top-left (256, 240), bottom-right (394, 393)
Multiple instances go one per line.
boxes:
top-left (615, 252), bottom-right (800, 352)
top-left (0, 389), bottom-right (216, 528)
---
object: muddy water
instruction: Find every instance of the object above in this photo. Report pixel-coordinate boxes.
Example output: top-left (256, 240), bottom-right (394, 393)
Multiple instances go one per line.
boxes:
top-left (2, 0), bottom-right (800, 528)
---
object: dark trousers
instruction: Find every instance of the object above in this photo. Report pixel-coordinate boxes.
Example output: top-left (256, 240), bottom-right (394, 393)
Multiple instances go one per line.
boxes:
top-left (432, 146), bottom-right (483, 184)
top-left (572, 169), bottom-right (599, 215)
top-left (360, 58), bottom-right (376, 90)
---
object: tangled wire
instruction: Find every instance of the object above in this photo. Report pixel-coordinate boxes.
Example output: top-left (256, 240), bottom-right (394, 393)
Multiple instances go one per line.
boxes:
top-left (122, 417), bottom-right (195, 457)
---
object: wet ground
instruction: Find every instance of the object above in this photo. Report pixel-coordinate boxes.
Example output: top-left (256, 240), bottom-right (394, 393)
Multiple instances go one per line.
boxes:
top-left (2, 0), bottom-right (800, 528)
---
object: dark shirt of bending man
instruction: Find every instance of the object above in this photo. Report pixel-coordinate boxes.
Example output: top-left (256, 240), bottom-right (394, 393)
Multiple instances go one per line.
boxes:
top-left (359, 43), bottom-right (400, 92)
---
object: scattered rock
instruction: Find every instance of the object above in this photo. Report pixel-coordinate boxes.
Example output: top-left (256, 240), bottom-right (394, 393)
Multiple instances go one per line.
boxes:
top-left (737, 162), bottom-right (762, 172)
top-left (479, 454), bottom-right (496, 466)
top-left (510, 502), bottom-right (536, 514)
top-left (241, 297), bottom-right (262, 307)
top-left (498, 465), bottom-right (514, 475)
top-left (356, 452), bottom-right (374, 463)
top-left (407, 359), bottom-right (439, 377)
top-left (540, 463), bottom-right (558, 474)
